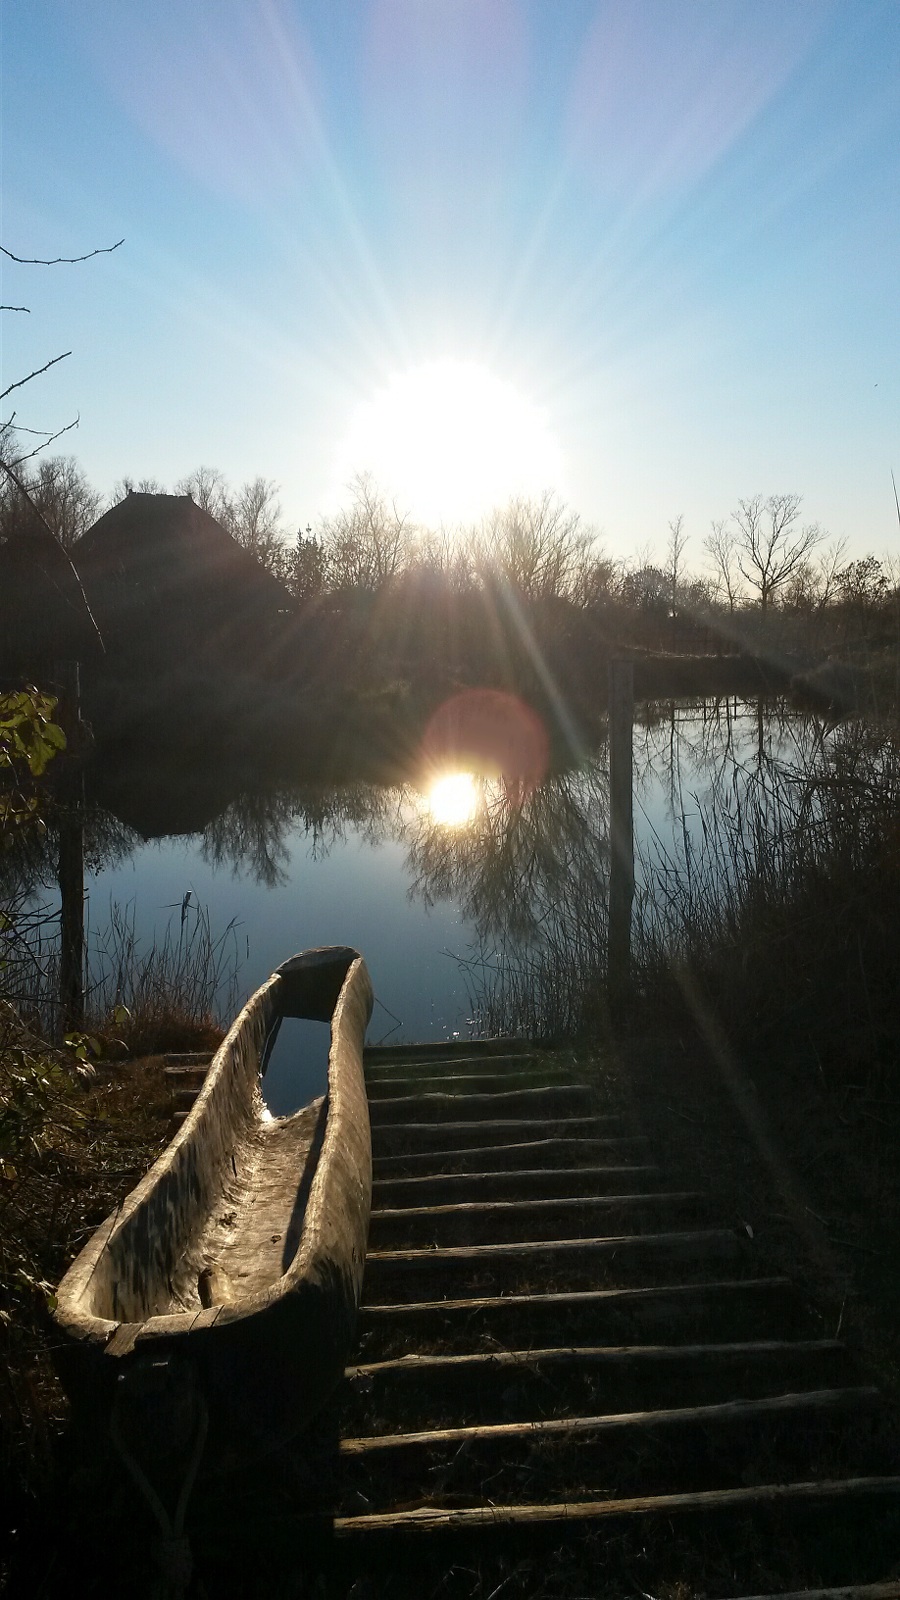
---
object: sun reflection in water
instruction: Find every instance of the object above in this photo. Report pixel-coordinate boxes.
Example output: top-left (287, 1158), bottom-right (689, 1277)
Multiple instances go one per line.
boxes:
top-left (426, 772), bottom-right (479, 828)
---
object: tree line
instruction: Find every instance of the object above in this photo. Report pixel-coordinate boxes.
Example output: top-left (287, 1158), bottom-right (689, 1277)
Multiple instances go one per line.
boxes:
top-left (2, 447), bottom-right (898, 655)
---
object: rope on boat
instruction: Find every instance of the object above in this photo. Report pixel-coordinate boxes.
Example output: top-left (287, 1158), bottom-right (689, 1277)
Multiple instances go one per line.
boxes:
top-left (110, 1363), bottom-right (208, 1599)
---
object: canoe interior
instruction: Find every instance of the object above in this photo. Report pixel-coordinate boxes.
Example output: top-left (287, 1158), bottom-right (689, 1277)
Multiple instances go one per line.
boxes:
top-left (53, 946), bottom-right (373, 1454)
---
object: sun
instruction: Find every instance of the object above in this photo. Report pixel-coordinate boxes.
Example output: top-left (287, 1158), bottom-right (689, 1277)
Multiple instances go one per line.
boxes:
top-left (426, 771), bottom-right (479, 828)
top-left (334, 359), bottom-right (564, 526)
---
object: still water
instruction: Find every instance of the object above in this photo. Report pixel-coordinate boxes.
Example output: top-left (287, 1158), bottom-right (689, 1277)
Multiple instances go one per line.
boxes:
top-left (76, 695), bottom-right (833, 1103)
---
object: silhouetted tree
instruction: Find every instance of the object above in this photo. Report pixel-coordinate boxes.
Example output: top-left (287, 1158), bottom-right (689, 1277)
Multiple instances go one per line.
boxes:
top-left (732, 493), bottom-right (826, 613)
top-left (319, 472), bottom-right (411, 592)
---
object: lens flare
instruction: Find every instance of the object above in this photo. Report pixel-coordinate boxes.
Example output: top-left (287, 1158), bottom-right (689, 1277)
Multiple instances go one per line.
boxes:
top-left (426, 771), bottom-right (479, 828)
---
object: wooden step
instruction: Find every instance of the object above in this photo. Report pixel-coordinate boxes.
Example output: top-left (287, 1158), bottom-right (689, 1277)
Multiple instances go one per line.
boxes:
top-left (338, 1388), bottom-right (882, 1507)
top-left (342, 1339), bottom-right (852, 1429)
top-left (371, 1114), bottom-right (623, 1148)
top-left (363, 1230), bottom-right (747, 1301)
top-left (371, 1135), bottom-right (646, 1175)
top-left (366, 1068), bottom-right (572, 1096)
top-left (372, 1163), bottom-right (663, 1203)
top-left (367, 1191), bottom-right (712, 1247)
top-left (342, 1386), bottom-right (879, 1459)
top-left (364, 1040), bottom-right (533, 1064)
top-left (368, 1084), bottom-right (594, 1122)
top-left (356, 1278), bottom-right (803, 1358)
top-left (721, 1584), bottom-right (900, 1600)
top-left (163, 1063), bottom-right (210, 1089)
top-left (329, 1474), bottom-right (900, 1539)
top-left (364, 1227), bottom-right (744, 1288)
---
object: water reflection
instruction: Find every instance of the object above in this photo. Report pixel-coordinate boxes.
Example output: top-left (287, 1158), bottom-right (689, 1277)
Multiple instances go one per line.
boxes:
top-left (404, 760), bottom-right (610, 945)
top-left (6, 695), bottom-right (881, 1049)
top-left (426, 772), bottom-right (478, 828)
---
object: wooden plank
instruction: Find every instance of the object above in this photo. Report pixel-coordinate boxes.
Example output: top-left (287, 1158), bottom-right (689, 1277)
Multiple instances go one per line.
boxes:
top-left (359, 1277), bottom-right (794, 1321)
top-left (366, 1227), bottom-right (742, 1266)
top-left (374, 1113), bottom-right (620, 1135)
top-left (331, 1475), bottom-right (900, 1535)
top-left (372, 1135), bottom-right (647, 1171)
top-left (347, 1338), bottom-right (845, 1381)
top-left (721, 1585), bottom-right (900, 1600)
top-left (608, 658), bottom-right (634, 994)
top-left (369, 1192), bottom-right (703, 1223)
top-left (372, 1164), bottom-right (661, 1200)
top-left (364, 1041), bottom-right (532, 1063)
top-left (339, 1386), bottom-right (877, 1456)
top-left (369, 1085), bottom-right (592, 1117)
top-left (366, 1071), bottom-right (569, 1094)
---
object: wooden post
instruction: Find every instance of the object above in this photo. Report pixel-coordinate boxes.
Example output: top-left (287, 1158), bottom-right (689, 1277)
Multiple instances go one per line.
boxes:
top-left (607, 659), bottom-right (634, 1000)
top-left (55, 661), bottom-right (85, 1033)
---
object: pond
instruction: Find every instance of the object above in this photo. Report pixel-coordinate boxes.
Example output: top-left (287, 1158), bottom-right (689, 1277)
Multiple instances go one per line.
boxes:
top-left (8, 693), bottom-right (869, 1108)
top-left (86, 696), bottom-right (827, 997)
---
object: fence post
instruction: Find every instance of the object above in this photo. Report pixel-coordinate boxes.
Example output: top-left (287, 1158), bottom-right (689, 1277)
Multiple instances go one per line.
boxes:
top-left (608, 659), bottom-right (634, 1000)
top-left (55, 660), bottom-right (85, 1033)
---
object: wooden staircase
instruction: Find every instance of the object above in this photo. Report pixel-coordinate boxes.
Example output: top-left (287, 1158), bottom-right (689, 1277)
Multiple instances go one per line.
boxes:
top-left (308, 1040), bottom-right (900, 1599)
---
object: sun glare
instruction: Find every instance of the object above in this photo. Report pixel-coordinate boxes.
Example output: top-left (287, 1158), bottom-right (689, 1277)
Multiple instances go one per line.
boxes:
top-left (334, 359), bottom-right (563, 526)
top-left (427, 771), bottom-right (479, 828)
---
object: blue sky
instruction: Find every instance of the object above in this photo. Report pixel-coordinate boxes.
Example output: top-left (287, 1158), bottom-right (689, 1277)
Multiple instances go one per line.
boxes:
top-left (2, 0), bottom-right (899, 563)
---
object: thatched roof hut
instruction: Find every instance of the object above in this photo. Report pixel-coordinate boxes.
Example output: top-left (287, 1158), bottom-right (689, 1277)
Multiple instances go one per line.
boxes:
top-left (73, 492), bottom-right (294, 667)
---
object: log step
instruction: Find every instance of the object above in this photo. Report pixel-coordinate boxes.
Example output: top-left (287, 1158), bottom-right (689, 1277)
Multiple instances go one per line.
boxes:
top-left (721, 1585), bottom-right (900, 1600)
top-left (364, 1040), bottom-right (533, 1064)
top-left (341, 1387), bottom-right (879, 1458)
top-left (364, 1228), bottom-right (744, 1296)
top-left (338, 1388), bottom-right (883, 1507)
top-left (367, 1191), bottom-right (712, 1247)
top-left (366, 1069), bottom-right (572, 1096)
top-left (368, 1084), bottom-right (594, 1122)
top-left (372, 1163), bottom-right (663, 1202)
top-left (330, 1474), bottom-right (900, 1538)
top-left (163, 1063), bottom-right (210, 1088)
top-left (171, 1087), bottom-right (202, 1113)
top-left (357, 1278), bottom-right (803, 1359)
top-left (342, 1340), bottom-right (852, 1429)
top-left (372, 1135), bottom-right (646, 1174)
top-left (371, 1114), bottom-right (623, 1148)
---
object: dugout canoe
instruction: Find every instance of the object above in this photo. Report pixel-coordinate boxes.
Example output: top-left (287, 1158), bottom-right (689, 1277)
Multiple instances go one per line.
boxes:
top-left (53, 946), bottom-right (373, 1465)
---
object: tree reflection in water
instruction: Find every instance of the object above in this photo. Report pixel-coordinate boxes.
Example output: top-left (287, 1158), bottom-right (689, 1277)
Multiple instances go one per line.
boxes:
top-left (197, 782), bottom-right (400, 888)
top-left (5, 696), bottom-right (888, 1047)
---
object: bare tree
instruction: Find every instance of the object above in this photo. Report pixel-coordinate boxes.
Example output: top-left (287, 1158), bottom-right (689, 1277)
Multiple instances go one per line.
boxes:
top-left (175, 465), bottom-right (231, 522)
top-left (732, 493), bottom-right (826, 613)
top-left (704, 518), bottom-right (740, 612)
top-left (319, 472), bottom-right (411, 592)
top-left (475, 493), bottom-right (596, 604)
top-left (111, 475), bottom-right (165, 501)
top-left (666, 514), bottom-right (688, 619)
top-left (226, 476), bottom-right (285, 569)
top-left (0, 454), bottom-right (102, 550)
top-left (175, 466), bottom-right (288, 578)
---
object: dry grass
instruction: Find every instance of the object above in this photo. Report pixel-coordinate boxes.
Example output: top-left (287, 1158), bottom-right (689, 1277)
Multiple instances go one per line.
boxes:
top-left (0, 1013), bottom-right (174, 1506)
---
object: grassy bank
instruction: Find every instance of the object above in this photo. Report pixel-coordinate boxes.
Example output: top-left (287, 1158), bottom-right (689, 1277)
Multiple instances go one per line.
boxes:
top-left (0, 900), bottom-right (234, 1534)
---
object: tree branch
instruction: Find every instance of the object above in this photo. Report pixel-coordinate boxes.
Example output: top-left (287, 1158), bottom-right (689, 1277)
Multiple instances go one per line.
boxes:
top-left (0, 350), bottom-right (71, 403)
top-left (8, 414), bottom-right (81, 465)
top-left (1, 305), bottom-right (30, 313)
top-left (0, 239), bottom-right (124, 266)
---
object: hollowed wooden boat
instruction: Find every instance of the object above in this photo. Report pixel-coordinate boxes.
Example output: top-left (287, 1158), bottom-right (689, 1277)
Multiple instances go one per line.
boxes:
top-left (53, 946), bottom-right (373, 1462)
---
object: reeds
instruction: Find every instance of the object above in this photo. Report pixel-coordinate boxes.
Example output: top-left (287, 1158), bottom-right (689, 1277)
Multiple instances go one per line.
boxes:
top-left (465, 710), bottom-right (900, 1073)
top-left (1, 892), bottom-right (240, 1051)
top-left (85, 895), bottom-right (240, 1054)
top-left (633, 718), bottom-right (900, 1074)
